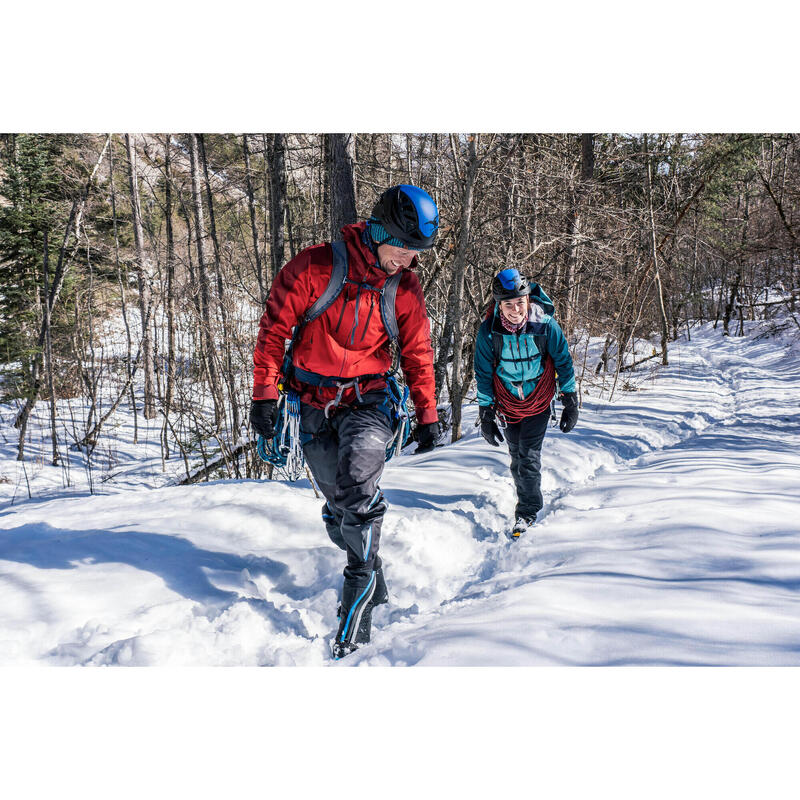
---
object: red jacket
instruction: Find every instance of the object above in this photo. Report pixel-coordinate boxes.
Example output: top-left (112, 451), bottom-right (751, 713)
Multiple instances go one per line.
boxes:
top-left (253, 222), bottom-right (439, 424)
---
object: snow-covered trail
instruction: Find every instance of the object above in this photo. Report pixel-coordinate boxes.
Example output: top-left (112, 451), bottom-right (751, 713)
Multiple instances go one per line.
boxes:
top-left (369, 331), bottom-right (800, 665)
top-left (1, 322), bottom-right (799, 665)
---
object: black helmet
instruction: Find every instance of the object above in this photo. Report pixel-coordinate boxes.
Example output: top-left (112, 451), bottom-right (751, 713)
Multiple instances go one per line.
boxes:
top-left (492, 268), bottom-right (530, 302)
top-left (369, 184), bottom-right (439, 250)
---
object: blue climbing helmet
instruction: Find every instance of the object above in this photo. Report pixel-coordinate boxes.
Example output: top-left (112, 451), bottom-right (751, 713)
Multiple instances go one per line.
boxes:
top-left (369, 184), bottom-right (439, 250)
top-left (492, 268), bottom-right (530, 302)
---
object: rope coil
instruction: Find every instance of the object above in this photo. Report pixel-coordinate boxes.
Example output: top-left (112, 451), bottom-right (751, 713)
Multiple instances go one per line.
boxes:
top-left (493, 355), bottom-right (556, 424)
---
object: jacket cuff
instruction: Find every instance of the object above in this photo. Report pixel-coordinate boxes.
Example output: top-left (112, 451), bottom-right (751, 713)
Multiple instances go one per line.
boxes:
top-left (253, 384), bottom-right (280, 401)
top-left (416, 406), bottom-right (439, 425)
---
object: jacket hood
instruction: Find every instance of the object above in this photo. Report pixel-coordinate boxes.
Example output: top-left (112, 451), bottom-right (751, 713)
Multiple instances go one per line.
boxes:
top-left (528, 282), bottom-right (555, 315)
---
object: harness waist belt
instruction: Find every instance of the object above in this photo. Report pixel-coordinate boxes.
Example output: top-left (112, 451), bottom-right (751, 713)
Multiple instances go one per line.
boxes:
top-left (291, 365), bottom-right (387, 388)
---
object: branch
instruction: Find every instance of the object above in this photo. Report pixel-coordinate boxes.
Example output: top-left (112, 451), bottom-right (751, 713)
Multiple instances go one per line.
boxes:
top-left (758, 168), bottom-right (800, 251)
top-left (620, 351), bottom-right (662, 372)
top-left (179, 439), bottom-right (256, 485)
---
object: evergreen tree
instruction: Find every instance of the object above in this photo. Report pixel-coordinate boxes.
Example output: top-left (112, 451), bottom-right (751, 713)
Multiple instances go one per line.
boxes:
top-left (0, 134), bottom-right (64, 399)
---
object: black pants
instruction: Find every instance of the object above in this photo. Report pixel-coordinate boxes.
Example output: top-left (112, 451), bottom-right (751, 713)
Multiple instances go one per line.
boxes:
top-left (504, 408), bottom-right (550, 520)
top-left (300, 393), bottom-right (392, 593)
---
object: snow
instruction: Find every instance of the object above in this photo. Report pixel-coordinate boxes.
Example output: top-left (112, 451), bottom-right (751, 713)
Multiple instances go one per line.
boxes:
top-left (2, 316), bottom-right (799, 669)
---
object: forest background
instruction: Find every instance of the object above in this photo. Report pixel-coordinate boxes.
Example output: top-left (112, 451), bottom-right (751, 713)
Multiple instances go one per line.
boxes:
top-left (1, 132), bottom-right (798, 485)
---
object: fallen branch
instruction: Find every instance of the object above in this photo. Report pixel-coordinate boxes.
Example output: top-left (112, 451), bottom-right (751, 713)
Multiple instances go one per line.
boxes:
top-left (179, 439), bottom-right (256, 485)
top-left (620, 351), bottom-right (662, 372)
top-left (740, 293), bottom-right (800, 308)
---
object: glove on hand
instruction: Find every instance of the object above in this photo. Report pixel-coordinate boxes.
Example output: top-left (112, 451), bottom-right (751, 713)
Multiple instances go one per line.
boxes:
top-left (479, 406), bottom-right (504, 447)
top-left (559, 392), bottom-right (579, 433)
top-left (250, 399), bottom-right (279, 438)
top-left (416, 421), bottom-right (441, 453)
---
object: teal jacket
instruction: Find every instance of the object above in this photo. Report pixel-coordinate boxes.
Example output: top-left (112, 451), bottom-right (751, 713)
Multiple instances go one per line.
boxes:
top-left (474, 284), bottom-right (576, 408)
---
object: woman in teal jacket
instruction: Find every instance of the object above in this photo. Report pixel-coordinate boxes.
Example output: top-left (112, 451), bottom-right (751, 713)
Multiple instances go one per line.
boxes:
top-left (474, 268), bottom-right (579, 539)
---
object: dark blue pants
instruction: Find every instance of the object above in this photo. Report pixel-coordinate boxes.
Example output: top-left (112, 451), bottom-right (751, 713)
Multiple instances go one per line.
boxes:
top-left (504, 408), bottom-right (550, 520)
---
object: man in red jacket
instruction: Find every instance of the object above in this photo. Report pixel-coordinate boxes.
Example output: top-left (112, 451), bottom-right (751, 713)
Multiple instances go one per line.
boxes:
top-left (251, 184), bottom-right (441, 658)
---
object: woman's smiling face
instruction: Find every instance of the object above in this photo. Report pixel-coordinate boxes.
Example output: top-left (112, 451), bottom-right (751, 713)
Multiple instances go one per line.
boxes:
top-left (499, 296), bottom-right (528, 325)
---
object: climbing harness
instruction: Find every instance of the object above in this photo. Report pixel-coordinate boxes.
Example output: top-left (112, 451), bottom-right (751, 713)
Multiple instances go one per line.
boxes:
top-left (256, 378), bottom-right (411, 478)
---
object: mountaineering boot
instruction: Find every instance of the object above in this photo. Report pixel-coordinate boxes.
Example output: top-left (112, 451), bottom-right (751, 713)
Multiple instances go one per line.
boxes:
top-left (510, 516), bottom-right (535, 540)
top-left (331, 571), bottom-right (377, 659)
top-left (333, 602), bottom-right (373, 656)
top-left (333, 564), bottom-right (386, 657)
top-left (331, 640), bottom-right (358, 659)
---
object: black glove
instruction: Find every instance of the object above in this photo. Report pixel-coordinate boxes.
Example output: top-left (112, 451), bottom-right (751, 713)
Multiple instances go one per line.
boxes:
top-left (479, 406), bottom-right (504, 447)
top-left (415, 421), bottom-right (441, 453)
top-left (559, 392), bottom-right (579, 433)
top-left (250, 399), bottom-right (279, 438)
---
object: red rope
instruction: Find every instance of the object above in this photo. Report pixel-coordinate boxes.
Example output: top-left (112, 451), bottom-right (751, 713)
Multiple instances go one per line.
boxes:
top-left (493, 355), bottom-right (556, 424)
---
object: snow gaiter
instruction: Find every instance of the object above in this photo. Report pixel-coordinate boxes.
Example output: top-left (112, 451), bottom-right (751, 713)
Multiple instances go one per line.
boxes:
top-left (334, 570), bottom-right (377, 657)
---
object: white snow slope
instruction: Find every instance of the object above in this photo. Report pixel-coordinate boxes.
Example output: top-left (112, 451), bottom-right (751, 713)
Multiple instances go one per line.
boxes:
top-left (1, 320), bottom-right (799, 666)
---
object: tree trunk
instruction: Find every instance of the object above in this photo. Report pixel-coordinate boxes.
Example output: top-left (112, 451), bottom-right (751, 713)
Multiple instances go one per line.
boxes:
top-left (562, 180), bottom-right (579, 335)
top-left (188, 133), bottom-right (224, 427)
top-left (724, 190), bottom-right (749, 336)
top-left (441, 135), bottom-right (479, 442)
top-left (198, 134), bottom-right (240, 448)
top-left (42, 230), bottom-right (59, 466)
top-left (581, 133), bottom-right (595, 180)
top-left (499, 134), bottom-right (519, 262)
top-left (163, 135), bottom-right (176, 419)
top-left (108, 137), bottom-right (139, 443)
top-left (124, 133), bottom-right (157, 419)
top-left (643, 134), bottom-right (670, 364)
top-left (241, 134), bottom-right (265, 299)
top-left (326, 133), bottom-right (358, 240)
top-left (269, 133), bottom-right (287, 284)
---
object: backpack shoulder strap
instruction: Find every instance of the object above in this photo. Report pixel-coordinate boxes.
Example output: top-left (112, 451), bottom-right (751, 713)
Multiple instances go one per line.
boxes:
top-left (492, 330), bottom-right (503, 366)
top-left (379, 270), bottom-right (403, 344)
top-left (302, 240), bottom-right (348, 324)
top-left (530, 299), bottom-right (550, 360)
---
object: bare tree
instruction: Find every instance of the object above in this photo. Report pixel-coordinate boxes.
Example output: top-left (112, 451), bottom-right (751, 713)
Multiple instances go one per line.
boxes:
top-left (435, 134), bottom-right (480, 440)
top-left (643, 134), bottom-right (670, 363)
top-left (188, 133), bottom-right (224, 426)
top-left (327, 133), bottom-right (358, 239)
top-left (269, 133), bottom-right (287, 283)
top-left (241, 133), bottom-right (265, 298)
top-left (125, 133), bottom-right (157, 419)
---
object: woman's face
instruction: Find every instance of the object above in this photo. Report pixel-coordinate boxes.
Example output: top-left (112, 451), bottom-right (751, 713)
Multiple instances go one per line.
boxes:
top-left (499, 296), bottom-right (528, 325)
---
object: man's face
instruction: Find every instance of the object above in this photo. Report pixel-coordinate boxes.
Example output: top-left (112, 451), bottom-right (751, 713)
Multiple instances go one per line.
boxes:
top-left (376, 243), bottom-right (417, 275)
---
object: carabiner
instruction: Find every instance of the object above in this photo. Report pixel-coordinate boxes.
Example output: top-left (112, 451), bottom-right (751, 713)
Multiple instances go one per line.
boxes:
top-left (324, 378), bottom-right (358, 418)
